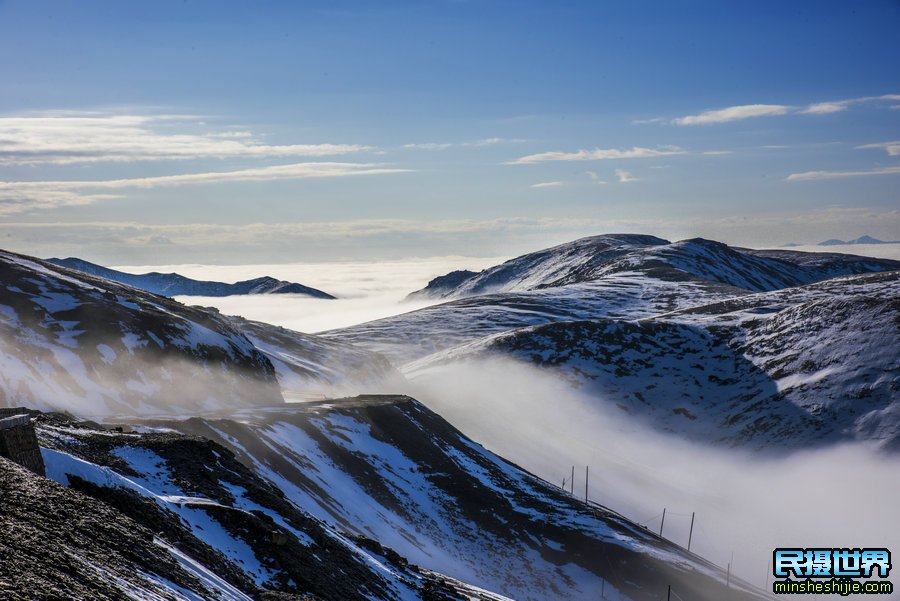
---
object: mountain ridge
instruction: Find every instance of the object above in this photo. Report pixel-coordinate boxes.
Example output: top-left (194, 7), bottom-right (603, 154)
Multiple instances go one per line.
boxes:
top-left (0, 249), bottom-right (396, 416)
top-left (408, 234), bottom-right (900, 300)
top-left (818, 235), bottom-right (900, 246)
top-left (47, 257), bottom-right (336, 299)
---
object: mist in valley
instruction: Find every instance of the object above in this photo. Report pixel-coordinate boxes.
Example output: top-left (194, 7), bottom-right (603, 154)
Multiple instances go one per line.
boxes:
top-left (114, 256), bottom-right (505, 333)
top-left (405, 356), bottom-right (900, 590)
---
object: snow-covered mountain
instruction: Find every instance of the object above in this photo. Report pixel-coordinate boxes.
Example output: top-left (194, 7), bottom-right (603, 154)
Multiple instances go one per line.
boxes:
top-left (3, 236), bottom-right (896, 599)
top-left (0, 249), bottom-right (282, 416)
top-left (329, 237), bottom-right (899, 365)
top-left (330, 276), bottom-right (742, 364)
top-left (407, 271), bottom-right (900, 450)
top-left (407, 234), bottom-right (670, 299)
top-left (325, 235), bottom-right (900, 449)
top-left (0, 249), bottom-right (399, 416)
top-left (409, 235), bottom-right (899, 300)
top-left (132, 396), bottom-right (769, 601)
top-left (48, 257), bottom-right (336, 299)
top-left (7, 408), bottom-right (511, 601)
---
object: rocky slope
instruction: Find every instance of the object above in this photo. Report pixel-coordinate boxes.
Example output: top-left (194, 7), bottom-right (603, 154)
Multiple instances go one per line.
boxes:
top-left (0, 451), bottom-right (271, 601)
top-left (48, 257), bottom-right (335, 299)
top-left (131, 396), bottom-right (769, 601)
top-left (21, 409), bottom-right (510, 601)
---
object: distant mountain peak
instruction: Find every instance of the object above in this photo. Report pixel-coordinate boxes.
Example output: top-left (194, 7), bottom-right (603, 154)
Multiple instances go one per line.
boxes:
top-left (47, 256), bottom-right (336, 298)
top-left (818, 235), bottom-right (899, 246)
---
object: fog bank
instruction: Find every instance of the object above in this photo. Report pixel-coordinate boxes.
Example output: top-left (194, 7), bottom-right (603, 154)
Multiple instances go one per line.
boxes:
top-left (406, 357), bottom-right (900, 591)
top-left (114, 256), bottom-right (505, 333)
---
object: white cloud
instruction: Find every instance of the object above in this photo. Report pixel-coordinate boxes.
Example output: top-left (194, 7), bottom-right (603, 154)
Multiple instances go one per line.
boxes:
top-left (585, 171), bottom-right (607, 184)
top-left (856, 141), bottom-right (900, 156)
top-left (0, 112), bottom-right (371, 165)
top-left (672, 104), bottom-right (789, 126)
top-left (667, 94), bottom-right (900, 125)
top-left (702, 150), bottom-right (734, 156)
top-left (0, 162), bottom-right (411, 214)
top-left (402, 142), bottom-right (454, 151)
top-left (800, 94), bottom-right (900, 115)
top-left (615, 169), bottom-right (638, 183)
top-left (471, 137), bottom-right (505, 146)
top-left (402, 137), bottom-right (525, 151)
top-left (510, 146), bottom-right (684, 165)
top-left (800, 101), bottom-right (850, 115)
top-left (529, 181), bottom-right (562, 188)
top-left (631, 117), bottom-right (667, 125)
top-left (786, 166), bottom-right (900, 181)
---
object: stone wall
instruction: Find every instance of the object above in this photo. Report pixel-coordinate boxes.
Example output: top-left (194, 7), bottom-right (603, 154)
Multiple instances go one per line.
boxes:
top-left (0, 414), bottom-right (46, 477)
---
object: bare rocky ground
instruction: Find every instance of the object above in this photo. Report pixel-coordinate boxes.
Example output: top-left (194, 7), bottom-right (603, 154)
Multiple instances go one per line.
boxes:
top-left (0, 455), bottom-right (236, 600)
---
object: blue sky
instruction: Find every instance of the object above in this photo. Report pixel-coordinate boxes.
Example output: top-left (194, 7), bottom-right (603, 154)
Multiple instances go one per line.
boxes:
top-left (1, 0), bottom-right (898, 263)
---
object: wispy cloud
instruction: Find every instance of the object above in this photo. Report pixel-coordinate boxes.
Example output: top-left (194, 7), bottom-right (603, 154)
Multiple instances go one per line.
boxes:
top-left (856, 141), bottom-right (900, 156)
top-left (529, 181), bottom-right (562, 188)
top-left (0, 162), bottom-right (411, 214)
top-left (0, 112), bottom-right (371, 166)
top-left (585, 171), bottom-right (607, 184)
top-left (631, 117), bottom-right (667, 125)
top-left (800, 94), bottom-right (900, 115)
top-left (509, 145), bottom-right (684, 165)
top-left (402, 142), bottom-right (454, 151)
top-left (800, 101), bottom-right (852, 115)
top-left (702, 150), bottom-right (734, 156)
top-left (673, 104), bottom-right (789, 126)
top-left (786, 166), bottom-right (900, 181)
top-left (615, 169), bottom-right (638, 183)
top-left (402, 137), bottom-right (525, 151)
top-left (665, 94), bottom-right (900, 126)
top-left (471, 137), bottom-right (509, 146)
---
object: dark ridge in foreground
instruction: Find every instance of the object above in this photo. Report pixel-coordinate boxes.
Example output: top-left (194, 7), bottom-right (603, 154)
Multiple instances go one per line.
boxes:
top-left (26, 408), bottom-right (509, 600)
top-left (135, 395), bottom-right (771, 601)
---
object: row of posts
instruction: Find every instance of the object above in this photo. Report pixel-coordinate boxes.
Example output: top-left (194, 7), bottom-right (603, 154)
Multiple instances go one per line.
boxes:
top-left (561, 465), bottom-right (696, 552)
top-left (562, 466), bottom-right (743, 601)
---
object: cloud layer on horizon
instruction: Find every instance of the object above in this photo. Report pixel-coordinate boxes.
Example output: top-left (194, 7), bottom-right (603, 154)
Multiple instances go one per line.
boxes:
top-left (5, 208), bottom-right (900, 265)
